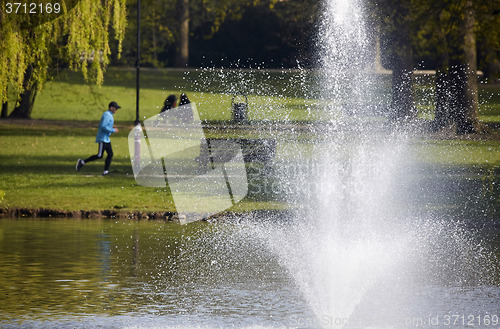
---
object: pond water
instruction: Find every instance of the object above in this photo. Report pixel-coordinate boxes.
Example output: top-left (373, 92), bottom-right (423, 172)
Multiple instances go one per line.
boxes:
top-left (0, 217), bottom-right (499, 329)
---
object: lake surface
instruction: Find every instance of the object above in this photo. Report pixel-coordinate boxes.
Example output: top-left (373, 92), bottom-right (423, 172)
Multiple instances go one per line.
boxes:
top-left (0, 218), bottom-right (499, 329)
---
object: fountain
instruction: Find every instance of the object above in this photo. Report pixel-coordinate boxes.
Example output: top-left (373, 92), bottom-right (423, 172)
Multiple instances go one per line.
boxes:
top-left (238, 0), bottom-right (499, 327)
top-left (0, 0), bottom-right (499, 328)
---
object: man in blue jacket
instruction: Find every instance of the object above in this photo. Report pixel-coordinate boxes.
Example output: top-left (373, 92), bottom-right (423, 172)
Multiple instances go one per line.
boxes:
top-left (76, 101), bottom-right (121, 176)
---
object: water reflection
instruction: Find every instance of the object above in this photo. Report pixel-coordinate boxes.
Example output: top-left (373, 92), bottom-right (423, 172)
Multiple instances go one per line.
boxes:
top-left (0, 218), bottom-right (499, 329)
top-left (0, 219), bottom-right (307, 328)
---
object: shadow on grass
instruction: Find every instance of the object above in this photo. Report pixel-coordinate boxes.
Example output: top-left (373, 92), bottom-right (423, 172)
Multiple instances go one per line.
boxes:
top-left (49, 68), bottom-right (190, 91)
top-left (0, 154), bottom-right (133, 176)
top-left (0, 122), bottom-right (98, 137)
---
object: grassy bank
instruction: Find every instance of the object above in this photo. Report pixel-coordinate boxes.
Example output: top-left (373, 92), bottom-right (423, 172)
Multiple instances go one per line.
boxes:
top-left (0, 120), bottom-right (295, 215)
top-left (1, 68), bottom-right (499, 218)
top-left (1, 118), bottom-right (499, 218)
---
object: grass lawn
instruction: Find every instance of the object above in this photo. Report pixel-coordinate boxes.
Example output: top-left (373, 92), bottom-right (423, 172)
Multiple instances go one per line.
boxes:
top-left (0, 119), bottom-right (296, 214)
top-left (1, 68), bottom-right (499, 217)
top-left (5, 68), bottom-right (499, 124)
top-left (7, 68), bottom-right (323, 123)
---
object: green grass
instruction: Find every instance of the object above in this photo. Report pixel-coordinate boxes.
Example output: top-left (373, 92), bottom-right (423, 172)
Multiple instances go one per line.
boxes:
top-left (6, 68), bottom-right (499, 124)
top-left (413, 139), bottom-right (500, 166)
top-left (4, 68), bottom-right (322, 123)
top-left (478, 84), bottom-right (500, 123)
top-left (0, 120), bottom-right (294, 213)
top-left (1, 68), bottom-right (500, 216)
top-left (0, 122), bottom-right (170, 212)
top-left (1, 119), bottom-right (498, 215)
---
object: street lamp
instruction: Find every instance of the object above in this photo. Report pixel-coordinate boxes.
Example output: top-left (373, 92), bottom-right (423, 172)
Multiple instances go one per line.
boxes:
top-left (135, 0), bottom-right (141, 126)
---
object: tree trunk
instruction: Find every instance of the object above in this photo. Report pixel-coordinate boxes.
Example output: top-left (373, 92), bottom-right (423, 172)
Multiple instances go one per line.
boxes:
top-left (432, 69), bottom-right (453, 130)
top-left (9, 66), bottom-right (37, 119)
top-left (1, 101), bottom-right (8, 118)
top-left (450, 0), bottom-right (483, 134)
top-left (9, 86), bottom-right (37, 119)
top-left (448, 62), bottom-right (472, 134)
top-left (153, 18), bottom-right (158, 65)
top-left (433, 0), bottom-right (484, 134)
top-left (461, 0), bottom-right (482, 132)
top-left (174, 0), bottom-right (189, 67)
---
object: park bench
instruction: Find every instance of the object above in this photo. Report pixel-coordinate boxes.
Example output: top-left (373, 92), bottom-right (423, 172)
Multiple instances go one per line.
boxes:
top-left (196, 138), bottom-right (276, 172)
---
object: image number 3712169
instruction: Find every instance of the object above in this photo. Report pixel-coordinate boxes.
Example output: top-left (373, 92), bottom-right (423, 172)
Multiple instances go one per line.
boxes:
top-left (2, 0), bottom-right (78, 29)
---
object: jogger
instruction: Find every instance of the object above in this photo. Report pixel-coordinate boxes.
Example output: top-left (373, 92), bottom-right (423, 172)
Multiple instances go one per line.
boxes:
top-left (76, 101), bottom-right (121, 176)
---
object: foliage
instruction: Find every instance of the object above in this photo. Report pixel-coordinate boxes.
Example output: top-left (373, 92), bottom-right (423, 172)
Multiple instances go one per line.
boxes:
top-left (372, 0), bottom-right (413, 69)
top-left (116, 0), bottom-right (318, 68)
top-left (407, 0), bottom-right (500, 73)
top-left (65, 0), bottom-right (127, 84)
top-left (0, 0), bottom-right (127, 105)
top-left (370, 0), bottom-right (500, 73)
top-left (190, 0), bottom-right (283, 38)
top-left (118, 0), bottom-right (177, 67)
top-left (190, 0), bottom-right (320, 68)
top-left (476, 1), bottom-right (500, 81)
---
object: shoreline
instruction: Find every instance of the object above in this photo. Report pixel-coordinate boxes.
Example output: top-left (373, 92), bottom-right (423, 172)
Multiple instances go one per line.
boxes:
top-left (0, 207), bottom-right (291, 221)
top-left (0, 207), bottom-right (177, 220)
top-left (2, 207), bottom-right (500, 231)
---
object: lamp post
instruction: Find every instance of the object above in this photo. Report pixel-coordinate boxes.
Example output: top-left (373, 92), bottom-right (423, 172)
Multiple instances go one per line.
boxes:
top-left (135, 0), bottom-right (140, 126)
top-left (133, 0), bottom-right (141, 171)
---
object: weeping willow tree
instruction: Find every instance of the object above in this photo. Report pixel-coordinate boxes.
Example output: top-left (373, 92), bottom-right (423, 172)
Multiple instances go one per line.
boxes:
top-left (0, 0), bottom-right (127, 118)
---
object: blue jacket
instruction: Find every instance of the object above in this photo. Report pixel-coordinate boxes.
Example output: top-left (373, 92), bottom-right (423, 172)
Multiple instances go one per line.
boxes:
top-left (95, 110), bottom-right (115, 143)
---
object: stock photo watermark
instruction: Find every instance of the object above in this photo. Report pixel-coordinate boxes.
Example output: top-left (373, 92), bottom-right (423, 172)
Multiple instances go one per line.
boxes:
top-left (289, 314), bottom-right (363, 328)
top-left (128, 103), bottom-right (248, 224)
top-left (287, 313), bottom-right (499, 328)
top-left (404, 314), bottom-right (499, 328)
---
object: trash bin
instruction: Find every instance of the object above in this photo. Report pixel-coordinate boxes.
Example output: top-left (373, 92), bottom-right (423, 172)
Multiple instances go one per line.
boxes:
top-left (231, 94), bottom-right (248, 123)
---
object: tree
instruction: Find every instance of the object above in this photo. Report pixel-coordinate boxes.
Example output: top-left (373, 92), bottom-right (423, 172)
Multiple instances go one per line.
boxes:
top-left (1, 99), bottom-right (8, 118)
top-left (457, 0), bottom-right (481, 134)
top-left (175, 0), bottom-right (190, 67)
top-left (9, 66), bottom-right (38, 118)
top-left (174, 0), bottom-right (282, 67)
top-left (189, 0), bottom-right (319, 68)
top-left (0, 0), bottom-right (127, 119)
top-left (115, 0), bottom-right (307, 68)
top-left (116, 0), bottom-right (176, 67)
top-left (413, 0), bottom-right (500, 134)
top-left (374, 0), bottom-right (500, 132)
top-left (432, 0), bottom-right (482, 134)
